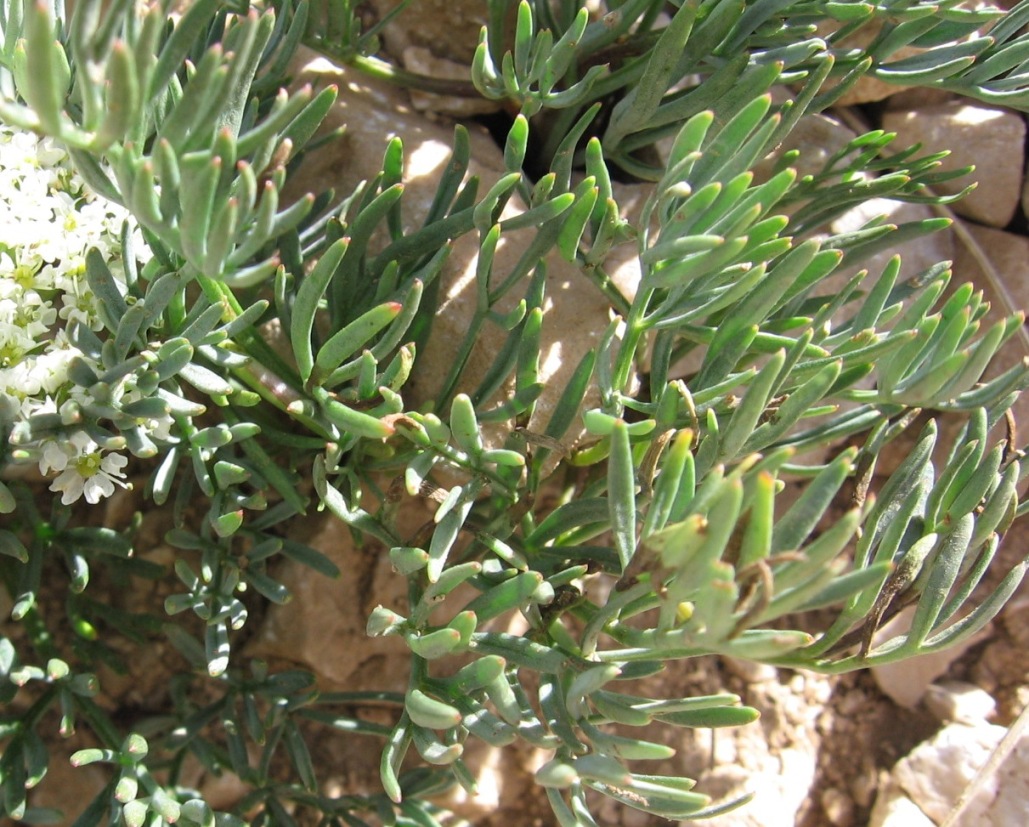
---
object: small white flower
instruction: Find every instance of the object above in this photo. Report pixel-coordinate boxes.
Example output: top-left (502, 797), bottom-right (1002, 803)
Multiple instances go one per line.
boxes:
top-left (39, 439), bottom-right (70, 475)
top-left (48, 432), bottom-right (130, 505)
top-left (1, 121), bottom-right (156, 482)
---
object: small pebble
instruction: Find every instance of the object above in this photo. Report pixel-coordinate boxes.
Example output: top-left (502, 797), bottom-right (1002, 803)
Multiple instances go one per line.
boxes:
top-left (821, 786), bottom-right (855, 826)
top-left (924, 680), bottom-right (996, 724)
top-left (722, 656), bottom-right (778, 684)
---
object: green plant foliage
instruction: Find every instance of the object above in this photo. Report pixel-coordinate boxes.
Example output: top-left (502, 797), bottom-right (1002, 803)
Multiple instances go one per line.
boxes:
top-left (1, 0), bottom-right (1028, 824)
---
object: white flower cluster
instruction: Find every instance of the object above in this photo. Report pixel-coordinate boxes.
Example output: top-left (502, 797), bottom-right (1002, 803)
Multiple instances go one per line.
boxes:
top-left (0, 123), bottom-right (158, 505)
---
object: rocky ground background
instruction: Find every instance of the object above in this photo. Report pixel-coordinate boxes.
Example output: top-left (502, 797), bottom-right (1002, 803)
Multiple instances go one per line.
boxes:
top-left (9, 1), bottom-right (1029, 825)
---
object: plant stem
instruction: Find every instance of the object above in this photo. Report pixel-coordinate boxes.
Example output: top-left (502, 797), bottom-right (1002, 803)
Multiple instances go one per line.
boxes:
top-left (304, 40), bottom-right (482, 98)
top-left (612, 284), bottom-right (654, 400)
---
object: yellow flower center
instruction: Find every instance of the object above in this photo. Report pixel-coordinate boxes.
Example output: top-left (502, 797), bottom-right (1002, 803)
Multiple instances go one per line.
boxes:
top-left (0, 342), bottom-right (25, 367)
top-left (74, 452), bottom-right (103, 479)
top-left (12, 263), bottom-right (37, 290)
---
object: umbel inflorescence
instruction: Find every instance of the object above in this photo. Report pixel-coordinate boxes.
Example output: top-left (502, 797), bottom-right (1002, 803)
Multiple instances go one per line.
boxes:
top-left (1, 1), bottom-right (1028, 825)
top-left (1, 122), bottom-right (158, 505)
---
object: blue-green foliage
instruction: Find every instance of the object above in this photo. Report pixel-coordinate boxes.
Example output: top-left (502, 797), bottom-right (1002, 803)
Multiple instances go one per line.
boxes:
top-left (1, 0), bottom-right (1027, 823)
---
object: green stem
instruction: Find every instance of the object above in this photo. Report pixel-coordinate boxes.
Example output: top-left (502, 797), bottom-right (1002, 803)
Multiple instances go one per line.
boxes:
top-left (374, 208), bottom-right (476, 265)
top-left (15, 686), bottom-right (59, 733)
top-left (540, 105), bottom-right (588, 169)
top-left (349, 53), bottom-right (482, 97)
top-left (435, 313), bottom-right (486, 412)
top-left (190, 268), bottom-right (339, 440)
top-left (17, 562), bottom-right (54, 657)
top-left (304, 40), bottom-right (482, 98)
top-left (76, 695), bottom-right (124, 749)
top-left (582, 263), bottom-right (633, 318)
top-left (395, 432), bottom-right (515, 498)
top-left (579, 580), bottom-right (651, 658)
top-left (611, 285), bottom-right (654, 401)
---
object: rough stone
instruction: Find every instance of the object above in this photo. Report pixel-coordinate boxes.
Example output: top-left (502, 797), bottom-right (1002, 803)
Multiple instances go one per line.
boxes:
top-left (175, 750), bottom-right (253, 812)
top-left (606, 181), bottom-right (650, 302)
top-left (829, 198), bottom-right (955, 284)
top-left (799, 196), bottom-right (955, 469)
top-left (924, 680), bottom-right (998, 724)
top-left (756, 114), bottom-right (859, 184)
top-left (881, 102), bottom-right (1026, 228)
top-left (816, 19), bottom-right (915, 105)
top-left (401, 47), bottom-right (503, 116)
top-left (697, 747), bottom-right (817, 827)
top-left (951, 221), bottom-right (1029, 428)
top-left (953, 221), bottom-right (1029, 312)
top-left (822, 4), bottom-right (1009, 106)
top-left (199, 768), bottom-right (251, 811)
top-left (722, 656), bottom-right (779, 685)
top-left (674, 669), bottom-right (831, 827)
top-left (247, 509), bottom-right (413, 689)
top-left (368, 0), bottom-right (493, 63)
top-left (982, 720), bottom-right (1029, 826)
top-left (883, 87), bottom-right (960, 111)
top-left (895, 722), bottom-right (1006, 822)
top-left (865, 690), bottom-right (1029, 827)
top-left (868, 781), bottom-right (937, 827)
top-left (876, 720), bottom-right (1029, 826)
top-left (408, 196), bottom-right (617, 462)
top-left (871, 606), bottom-right (991, 709)
top-left (821, 785), bottom-right (856, 827)
top-left (1022, 151), bottom-right (1029, 219)
top-left (284, 50), bottom-right (501, 213)
top-left (28, 746), bottom-right (108, 823)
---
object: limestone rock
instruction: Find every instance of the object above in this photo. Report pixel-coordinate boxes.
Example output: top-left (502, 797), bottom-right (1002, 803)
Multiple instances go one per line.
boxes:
top-left (176, 750), bottom-right (253, 812)
top-left (817, 19), bottom-right (915, 105)
top-left (367, 0), bottom-right (492, 64)
top-left (694, 746), bottom-right (817, 827)
top-left (810, 194), bottom-right (954, 421)
top-left (722, 656), bottom-right (779, 685)
top-left (1022, 151), bottom-right (1029, 219)
top-left (401, 47), bottom-right (502, 116)
top-left (284, 50), bottom-right (500, 214)
top-left (871, 606), bottom-right (991, 708)
top-left (981, 721), bottom-right (1029, 826)
top-left (674, 669), bottom-right (829, 827)
top-left (951, 221), bottom-right (1029, 428)
top-left (881, 102), bottom-right (1026, 228)
top-left (409, 199), bottom-right (616, 461)
top-left (829, 198), bottom-right (954, 285)
top-left (868, 782), bottom-right (937, 827)
top-left (820, 786), bottom-right (857, 827)
top-left (820, 6), bottom-right (996, 106)
top-left (883, 87), bottom-right (960, 111)
top-left (247, 510), bottom-right (412, 689)
top-left (756, 114), bottom-right (858, 183)
top-left (894, 722), bottom-right (1005, 822)
top-left (199, 769), bottom-right (251, 811)
top-left (28, 746), bottom-right (108, 823)
top-left (872, 720), bottom-right (1029, 826)
top-left (783, 114), bottom-right (857, 179)
top-left (606, 181), bottom-right (650, 302)
top-left (834, 75), bottom-right (909, 107)
top-left (869, 683), bottom-right (1029, 827)
top-left (924, 680), bottom-right (998, 724)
